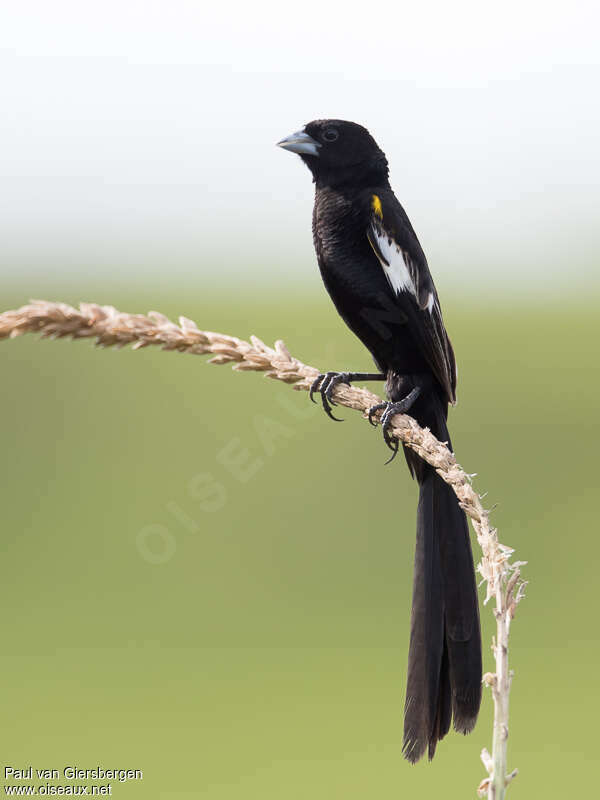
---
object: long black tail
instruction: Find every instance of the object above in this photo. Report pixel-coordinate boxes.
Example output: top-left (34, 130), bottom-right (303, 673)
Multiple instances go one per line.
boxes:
top-left (400, 388), bottom-right (482, 763)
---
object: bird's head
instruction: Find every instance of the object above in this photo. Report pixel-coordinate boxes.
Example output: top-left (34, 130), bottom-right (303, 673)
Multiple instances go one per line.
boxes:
top-left (277, 119), bottom-right (389, 188)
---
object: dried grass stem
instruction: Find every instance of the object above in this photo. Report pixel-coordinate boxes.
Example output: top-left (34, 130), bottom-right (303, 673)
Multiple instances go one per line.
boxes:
top-left (0, 299), bottom-right (526, 796)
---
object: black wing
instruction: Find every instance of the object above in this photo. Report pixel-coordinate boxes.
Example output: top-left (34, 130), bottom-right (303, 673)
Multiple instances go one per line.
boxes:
top-left (366, 191), bottom-right (457, 403)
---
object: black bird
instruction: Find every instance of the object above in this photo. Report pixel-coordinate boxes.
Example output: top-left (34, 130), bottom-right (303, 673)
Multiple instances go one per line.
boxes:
top-left (277, 120), bottom-right (482, 763)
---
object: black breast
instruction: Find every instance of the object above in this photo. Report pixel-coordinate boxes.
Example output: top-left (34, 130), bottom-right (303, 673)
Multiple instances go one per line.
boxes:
top-left (312, 187), bottom-right (430, 376)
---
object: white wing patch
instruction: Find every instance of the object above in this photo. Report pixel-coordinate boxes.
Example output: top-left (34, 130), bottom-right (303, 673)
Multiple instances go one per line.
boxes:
top-left (369, 225), bottom-right (417, 299)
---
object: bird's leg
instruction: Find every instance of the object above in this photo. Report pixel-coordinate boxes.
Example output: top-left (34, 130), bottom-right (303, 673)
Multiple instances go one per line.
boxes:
top-left (368, 386), bottom-right (422, 463)
top-left (310, 371), bottom-right (385, 421)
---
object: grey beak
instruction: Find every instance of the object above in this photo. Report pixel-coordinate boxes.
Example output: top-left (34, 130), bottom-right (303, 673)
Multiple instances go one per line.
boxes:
top-left (277, 129), bottom-right (321, 157)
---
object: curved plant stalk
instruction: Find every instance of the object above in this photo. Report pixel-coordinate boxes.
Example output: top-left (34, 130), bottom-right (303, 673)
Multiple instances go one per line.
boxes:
top-left (0, 300), bottom-right (527, 795)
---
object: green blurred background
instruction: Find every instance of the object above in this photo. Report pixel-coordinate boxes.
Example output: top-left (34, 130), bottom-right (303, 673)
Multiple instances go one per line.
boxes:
top-left (2, 279), bottom-right (598, 798)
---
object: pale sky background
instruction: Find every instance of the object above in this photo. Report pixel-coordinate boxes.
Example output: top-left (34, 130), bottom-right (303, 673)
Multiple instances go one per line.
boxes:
top-left (1, 0), bottom-right (599, 295)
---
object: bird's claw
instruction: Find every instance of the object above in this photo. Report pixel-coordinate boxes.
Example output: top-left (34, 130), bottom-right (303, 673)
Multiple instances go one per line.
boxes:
top-left (309, 371), bottom-right (352, 421)
top-left (367, 387), bottom-right (421, 464)
top-left (368, 402), bottom-right (388, 427)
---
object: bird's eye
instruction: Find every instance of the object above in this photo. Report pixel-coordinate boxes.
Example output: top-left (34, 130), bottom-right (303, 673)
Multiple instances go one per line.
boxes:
top-left (322, 128), bottom-right (339, 142)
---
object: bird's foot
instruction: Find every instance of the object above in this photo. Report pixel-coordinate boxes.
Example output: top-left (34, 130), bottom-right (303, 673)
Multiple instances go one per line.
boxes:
top-left (310, 371), bottom-right (385, 422)
top-left (367, 387), bottom-right (422, 463)
top-left (309, 371), bottom-right (353, 421)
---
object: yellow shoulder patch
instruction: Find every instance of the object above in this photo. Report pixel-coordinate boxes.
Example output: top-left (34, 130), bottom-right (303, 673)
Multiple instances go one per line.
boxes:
top-left (371, 194), bottom-right (383, 219)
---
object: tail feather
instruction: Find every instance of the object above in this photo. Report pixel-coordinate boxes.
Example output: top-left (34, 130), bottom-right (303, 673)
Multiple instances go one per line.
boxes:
top-left (429, 639), bottom-right (451, 760)
top-left (401, 391), bottom-right (482, 763)
top-left (402, 482), bottom-right (445, 762)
